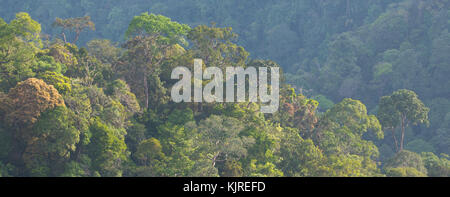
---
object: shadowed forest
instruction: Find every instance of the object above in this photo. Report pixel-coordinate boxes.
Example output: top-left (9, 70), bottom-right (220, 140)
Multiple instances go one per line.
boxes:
top-left (0, 0), bottom-right (449, 177)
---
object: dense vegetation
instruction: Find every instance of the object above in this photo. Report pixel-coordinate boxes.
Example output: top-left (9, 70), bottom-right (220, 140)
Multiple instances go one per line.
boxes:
top-left (0, 0), bottom-right (449, 177)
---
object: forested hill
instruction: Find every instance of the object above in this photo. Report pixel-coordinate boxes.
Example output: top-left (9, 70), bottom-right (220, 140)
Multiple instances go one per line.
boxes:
top-left (0, 0), bottom-right (449, 177)
top-left (0, 0), bottom-right (408, 67)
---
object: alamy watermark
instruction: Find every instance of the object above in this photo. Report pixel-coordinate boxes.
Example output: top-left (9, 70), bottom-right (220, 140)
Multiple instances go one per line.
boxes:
top-left (171, 59), bottom-right (280, 113)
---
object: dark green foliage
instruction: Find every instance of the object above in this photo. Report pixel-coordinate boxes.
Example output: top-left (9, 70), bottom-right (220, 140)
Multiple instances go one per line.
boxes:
top-left (25, 106), bottom-right (80, 176)
top-left (384, 150), bottom-right (428, 177)
top-left (420, 152), bottom-right (450, 177)
top-left (87, 119), bottom-right (128, 177)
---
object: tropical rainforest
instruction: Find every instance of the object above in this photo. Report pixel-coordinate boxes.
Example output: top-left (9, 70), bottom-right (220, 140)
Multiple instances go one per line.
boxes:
top-left (0, 0), bottom-right (449, 177)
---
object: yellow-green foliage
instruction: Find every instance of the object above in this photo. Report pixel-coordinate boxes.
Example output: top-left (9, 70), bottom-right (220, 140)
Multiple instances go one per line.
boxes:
top-left (47, 43), bottom-right (78, 66)
top-left (38, 71), bottom-right (72, 94)
top-left (385, 167), bottom-right (427, 177)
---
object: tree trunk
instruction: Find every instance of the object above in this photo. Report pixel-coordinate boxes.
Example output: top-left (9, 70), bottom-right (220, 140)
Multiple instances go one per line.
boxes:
top-left (400, 115), bottom-right (406, 151)
top-left (212, 152), bottom-right (220, 167)
top-left (143, 73), bottom-right (149, 109)
top-left (74, 30), bottom-right (81, 43)
top-left (391, 128), bottom-right (399, 152)
top-left (71, 133), bottom-right (85, 161)
top-left (62, 32), bottom-right (67, 43)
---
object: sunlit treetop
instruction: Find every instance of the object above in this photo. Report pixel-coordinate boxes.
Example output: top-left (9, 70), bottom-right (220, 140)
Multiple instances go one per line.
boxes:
top-left (125, 12), bottom-right (191, 46)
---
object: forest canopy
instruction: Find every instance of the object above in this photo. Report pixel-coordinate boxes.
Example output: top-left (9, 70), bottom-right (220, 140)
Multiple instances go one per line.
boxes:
top-left (0, 0), bottom-right (449, 177)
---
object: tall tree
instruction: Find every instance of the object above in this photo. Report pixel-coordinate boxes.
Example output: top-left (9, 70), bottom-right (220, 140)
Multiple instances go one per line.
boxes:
top-left (1, 78), bottom-right (64, 127)
top-left (52, 16), bottom-right (95, 43)
top-left (24, 106), bottom-right (80, 176)
top-left (0, 13), bottom-right (41, 91)
top-left (317, 98), bottom-right (383, 156)
top-left (87, 119), bottom-right (128, 177)
top-left (378, 89), bottom-right (429, 151)
top-left (0, 78), bottom-right (65, 170)
top-left (186, 115), bottom-right (255, 168)
top-left (187, 24), bottom-right (249, 68)
top-left (119, 13), bottom-right (190, 109)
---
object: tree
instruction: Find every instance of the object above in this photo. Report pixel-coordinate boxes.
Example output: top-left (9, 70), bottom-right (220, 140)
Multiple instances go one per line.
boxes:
top-left (154, 122), bottom-right (195, 176)
top-left (74, 48), bottom-right (105, 86)
top-left (0, 122), bottom-right (12, 161)
top-left (38, 71), bottom-right (72, 95)
top-left (217, 159), bottom-right (243, 177)
top-left (105, 79), bottom-right (140, 116)
top-left (187, 24), bottom-right (249, 69)
top-left (0, 78), bottom-right (65, 171)
top-left (429, 30), bottom-right (450, 98)
top-left (315, 98), bottom-right (383, 176)
top-left (53, 16), bottom-right (95, 43)
top-left (377, 89), bottom-right (429, 151)
top-left (383, 150), bottom-right (427, 177)
top-left (1, 78), bottom-right (64, 127)
top-left (273, 86), bottom-right (319, 138)
top-left (135, 138), bottom-right (165, 166)
top-left (0, 13), bottom-right (41, 91)
top-left (119, 13), bottom-right (190, 109)
top-left (278, 127), bottom-right (328, 177)
top-left (87, 119), bottom-right (128, 177)
top-left (317, 98), bottom-right (383, 157)
top-left (420, 152), bottom-right (450, 177)
top-left (384, 166), bottom-right (426, 177)
top-left (186, 115), bottom-right (255, 168)
top-left (24, 106), bottom-right (80, 176)
top-left (8, 12), bottom-right (42, 48)
top-left (87, 39), bottom-right (121, 66)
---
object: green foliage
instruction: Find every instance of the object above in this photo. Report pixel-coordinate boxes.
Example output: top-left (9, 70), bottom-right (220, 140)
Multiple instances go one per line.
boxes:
top-left (87, 119), bottom-right (128, 177)
top-left (119, 14), bottom-right (189, 109)
top-left (33, 55), bottom-right (66, 74)
top-left (0, 13), bottom-right (41, 91)
top-left (186, 115), bottom-right (255, 169)
top-left (155, 122), bottom-right (195, 176)
top-left (405, 139), bottom-right (435, 153)
top-left (325, 154), bottom-right (381, 177)
top-left (53, 16), bottom-right (95, 43)
top-left (317, 99), bottom-right (383, 159)
top-left (0, 1), bottom-right (448, 177)
top-left (247, 160), bottom-right (283, 177)
top-left (384, 150), bottom-right (427, 176)
top-left (218, 159), bottom-right (243, 177)
top-left (313, 94), bottom-right (334, 112)
top-left (385, 167), bottom-right (427, 177)
top-left (373, 62), bottom-right (393, 80)
top-left (25, 106), bottom-right (80, 176)
top-left (188, 24), bottom-right (249, 68)
top-left (378, 89), bottom-right (430, 151)
top-left (313, 99), bottom-right (384, 176)
top-left (420, 152), bottom-right (450, 177)
top-left (278, 128), bottom-right (327, 177)
top-left (125, 121), bottom-right (146, 154)
top-left (135, 138), bottom-right (165, 166)
top-left (87, 39), bottom-right (121, 65)
top-left (322, 98), bottom-right (383, 139)
top-left (38, 71), bottom-right (71, 94)
top-left (167, 108), bottom-right (194, 125)
top-left (9, 12), bottom-right (42, 48)
top-left (125, 12), bottom-right (190, 45)
top-left (0, 124), bottom-right (11, 160)
top-left (0, 160), bottom-right (17, 177)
